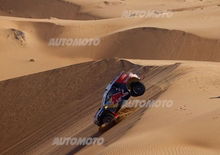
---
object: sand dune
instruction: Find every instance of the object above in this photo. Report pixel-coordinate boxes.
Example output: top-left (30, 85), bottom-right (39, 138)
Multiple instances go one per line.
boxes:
top-left (0, 59), bottom-right (136, 154)
top-left (65, 0), bottom-right (220, 19)
top-left (96, 27), bottom-right (220, 61)
top-left (85, 60), bottom-right (220, 155)
top-left (0, 0), bottom-right (99, 20)
top-left (0, 0), bottom-right (220, 80)
top-left (1, 0), bottom-right (220, 155)
top-left (1, 17), bottom-right (220, 81)
top-left (0, 58), bottom-right (181, 154)
top-left (1, 58), bottom-right (219, 155)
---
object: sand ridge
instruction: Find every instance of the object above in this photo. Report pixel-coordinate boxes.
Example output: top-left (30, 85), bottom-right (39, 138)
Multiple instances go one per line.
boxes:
top-left (0, 0), bottom-right (220, 155)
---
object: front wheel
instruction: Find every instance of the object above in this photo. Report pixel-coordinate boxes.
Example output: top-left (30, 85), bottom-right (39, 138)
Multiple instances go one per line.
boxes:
top-left (130, 82), bottom-right (145, 97)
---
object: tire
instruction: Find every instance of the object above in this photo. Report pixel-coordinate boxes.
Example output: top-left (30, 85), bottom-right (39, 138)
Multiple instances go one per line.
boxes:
top-left (130, 82), bottom-right (145, 97)
top-left (102, 112), bottom-right (115, 125)
top-left (98, 112), bottom-right (117, 132)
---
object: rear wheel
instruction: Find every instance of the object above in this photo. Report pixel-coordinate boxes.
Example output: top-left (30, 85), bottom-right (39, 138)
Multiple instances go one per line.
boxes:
top-left (102, 112), bottom-right (115, 125)
top-left (99, 112), bottom-right (116, 132)
top-left (130, 82), bottom-right (145, 97)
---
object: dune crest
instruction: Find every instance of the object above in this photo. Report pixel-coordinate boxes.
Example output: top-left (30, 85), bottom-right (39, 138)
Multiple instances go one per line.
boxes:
top-left (1, 0), bottom-right (220, 155)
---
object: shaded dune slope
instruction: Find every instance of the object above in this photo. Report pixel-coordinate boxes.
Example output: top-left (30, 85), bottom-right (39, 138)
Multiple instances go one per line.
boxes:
top-left (0, 0), bottom-right (99, 20)
top-left (0, 58), bottom-right (181, 154)
top-left (0, 58), bottom-right (142, 154)
top-left (24, 22), bottom-right (220, 62)
top-left (97, 28), bottom-right (220, 61)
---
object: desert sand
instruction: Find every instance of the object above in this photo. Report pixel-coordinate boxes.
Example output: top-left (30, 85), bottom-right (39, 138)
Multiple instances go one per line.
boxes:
top-left (0, 0), bottom-right (220, 155)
